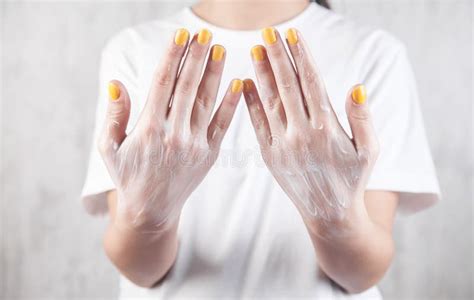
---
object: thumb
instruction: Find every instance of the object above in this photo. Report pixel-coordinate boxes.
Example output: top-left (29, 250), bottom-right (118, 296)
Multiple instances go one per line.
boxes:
top-left (98, 80), bottom-right (131, 157)
top-left (345, 84), bottom-right (379, 159)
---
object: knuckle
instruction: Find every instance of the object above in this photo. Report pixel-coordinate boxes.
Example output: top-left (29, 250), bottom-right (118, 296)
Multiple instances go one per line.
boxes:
top-left (189, 138), bottom-right (208, 154)
top-left (264, 95), bottom-right (281, 111)
top-left (167, 43), bottom-right (183, 56)
top-left (189, 43), bottom-right (207, 57)
top-left (154, 71), bottom-right (172, 88)
top-left (269, 45), bottom-right (285, 59)
top-left (141, 124), bottom-right (158, 140)
top-left (287, 132), bottom-right (306, 148)
top-left (214, 118), bottom-right (228, 131)
top-left (277, 74), bottom-right (300, 94)
top-left (195, 94), bottom-right (213, 110)
top-left (257, 64), bottom-right (273, 77)
top-left (278, 75), bottom-right (297, 92)
top-left (167, 134), bottom-right (186, 150)
top-left (107, 105), bottom-right (125, 121)
top-left (176, 79), bottom-right (194, 96)
top-left (350, 113), bottom-right (370, 122)
top-left (253, 118), bottom-right (265, 130)
top-left (206, 62), bottom-right (222, 75)
top-left (303, 70), bottom-right (318, 85)
top-left (349, 107), bottom-right (370, 122)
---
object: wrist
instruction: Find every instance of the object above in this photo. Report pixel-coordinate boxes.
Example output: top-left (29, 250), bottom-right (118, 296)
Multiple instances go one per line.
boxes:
top-left (113, 208), bottom-right (180, 237)
top-left (303, 197), bottom-right (370, 241)
top-left (112, 192), bottom-right (182, 235)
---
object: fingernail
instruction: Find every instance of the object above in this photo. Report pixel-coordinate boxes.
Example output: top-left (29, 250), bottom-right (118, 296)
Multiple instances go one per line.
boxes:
top-left (197, 28), bottom-right (212, 45)
top-left (352, 85), bottom-right (367, 104)
top-left (251, 45), bottom-right (265, 61)
top-left (243, 80), bottom-right (253, 92)
top-left (232, 79), bottom-right (243, 93)
top-left (108, 82), bottom-right (120, 101)
top-left (262, 27), bottom-right (277, 45)
top-left (174, 28), bottom-right (189, 46)
top-left (286, 28), bottom-right (298, 45)
top-left (212, 45), bottom-right (225, 61)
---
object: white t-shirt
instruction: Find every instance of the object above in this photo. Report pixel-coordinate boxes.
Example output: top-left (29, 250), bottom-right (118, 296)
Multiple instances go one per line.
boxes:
top-left (82, 4), bottom-right (440, 299)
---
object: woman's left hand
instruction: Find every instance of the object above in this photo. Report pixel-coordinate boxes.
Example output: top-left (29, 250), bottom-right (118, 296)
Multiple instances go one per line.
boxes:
top-left (243, 28), bottom-right (380, 234)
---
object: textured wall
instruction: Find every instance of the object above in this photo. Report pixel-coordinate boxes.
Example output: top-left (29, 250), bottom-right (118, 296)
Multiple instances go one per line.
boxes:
top-left (1, 0), bottom-right (472, 299)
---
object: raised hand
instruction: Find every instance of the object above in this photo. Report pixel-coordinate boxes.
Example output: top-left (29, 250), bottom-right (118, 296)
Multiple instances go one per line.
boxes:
top-left (244, 28), bottom-right (379, 229)
top-left (99, 29), bottom-right (242, 233)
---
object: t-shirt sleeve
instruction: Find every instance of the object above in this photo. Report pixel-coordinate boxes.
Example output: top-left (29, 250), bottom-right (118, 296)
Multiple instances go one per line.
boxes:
top-left (362, 40), bottom-right (440, 213)
top-left (81, 32), bottom-right (138, 215)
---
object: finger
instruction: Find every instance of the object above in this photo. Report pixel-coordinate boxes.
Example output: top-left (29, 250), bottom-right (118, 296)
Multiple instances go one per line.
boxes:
top-left (99, 80), bottom-right (131, 158)
top-left (261, 27), bottom-right (307, 126)
top-left (242, 79), bottom-right (272, 149)
top-left (284, 28), bottom-right (336, 127)
top-left (250, 45), bottom-right (287, 134)
top-left (143, 28), bottom-right (189, 124)
top-left (346, 84), bottom-right (379, 159)
top-left (169, 29), bottom-right (212, 134)
top-left (207, 79), bottom-right (243, 150)
top-left (191, 45), bottom-right (226, 136)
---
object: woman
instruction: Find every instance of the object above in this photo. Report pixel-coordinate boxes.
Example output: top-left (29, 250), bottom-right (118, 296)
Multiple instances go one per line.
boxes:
top-left (81, 0), bottom-right (440, 298)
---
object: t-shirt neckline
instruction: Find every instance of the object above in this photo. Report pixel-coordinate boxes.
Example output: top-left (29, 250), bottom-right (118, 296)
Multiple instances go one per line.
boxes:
top-left (181, 3), bottom-right (318, 37)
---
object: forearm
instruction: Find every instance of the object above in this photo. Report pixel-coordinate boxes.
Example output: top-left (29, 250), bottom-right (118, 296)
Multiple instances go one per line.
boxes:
top-left (305, 205), bottom-right (394, 294)
top-left (104, 219), bottom-right (179, 288)
top-left (103, 191), bottom-right (179, 287)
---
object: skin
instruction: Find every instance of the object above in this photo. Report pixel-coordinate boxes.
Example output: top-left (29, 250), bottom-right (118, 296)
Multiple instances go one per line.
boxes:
top-left (244, 27), bottom-right (397, 293)
top-left (102, 0), bottom-right (399, 293)
top-left (102, 32), bottom-right (242, 287)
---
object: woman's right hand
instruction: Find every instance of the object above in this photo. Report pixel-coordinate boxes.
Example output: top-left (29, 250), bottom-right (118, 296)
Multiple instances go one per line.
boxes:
top-left (98, 28), bottom-right (242, 233)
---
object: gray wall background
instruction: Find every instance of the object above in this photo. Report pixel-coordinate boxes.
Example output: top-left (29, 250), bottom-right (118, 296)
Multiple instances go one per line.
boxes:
top-left (1, 0), bottom-right (472, 299)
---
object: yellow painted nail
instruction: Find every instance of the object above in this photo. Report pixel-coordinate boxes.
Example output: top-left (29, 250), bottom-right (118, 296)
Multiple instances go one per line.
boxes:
top-left (262, 27), bottom-right (277, 45)
top-left (352, 85), bottom-right (367, 104)
top-left (251, 45), bottom-right (265, 61)
top-left (232, 79), bottom-right (243, 93)
top-left (243, 80), bottom-right (253, 92)
top-left (108, 82), bottom-right (120, 101)
top-left (212, 45), bottom-right (225, 61)
top-left (197, 29), bottom-right (212, 45)
top-left (174, 28), bottom-right (189, 46)
top-left (286, 28), bottom-right (298, 45)
top-left (244, 79), bottom-right (251, 92)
